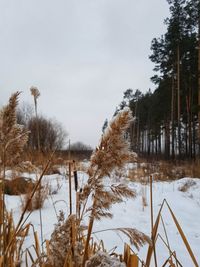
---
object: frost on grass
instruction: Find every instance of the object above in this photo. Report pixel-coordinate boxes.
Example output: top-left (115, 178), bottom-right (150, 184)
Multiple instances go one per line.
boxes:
top-left (47, 212), bottom-right (83, 267)
top-left (86, 251), bottom-right (125, 267)
top-left (46, 108), bottom-right (148, 267)
top-left (0, 91), bottom-right (29, 167)
top-left (79, 108), bottom-right (137, 221)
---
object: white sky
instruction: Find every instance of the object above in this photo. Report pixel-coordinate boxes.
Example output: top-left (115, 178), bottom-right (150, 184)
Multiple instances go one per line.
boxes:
top-left (0, 0), bottom-right (170, 148)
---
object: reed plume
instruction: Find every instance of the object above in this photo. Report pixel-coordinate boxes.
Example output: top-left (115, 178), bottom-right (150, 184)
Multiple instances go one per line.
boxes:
top-left (30, 86), bottom-right (40, 112)
top-left (30, 86), bottom-right (40, 151)
top-left (81, 108), bottom-right (138, 265)
top-left (80, 108), bottom-right (136, 221)
top-left (0, 91), bottom-right (29, 267)
top-left (0, 91), bottom-right (29, 167)
top-left (44, 108), bottom-right (151, 267)
top-left (46, 212), bottom-right (82, 267)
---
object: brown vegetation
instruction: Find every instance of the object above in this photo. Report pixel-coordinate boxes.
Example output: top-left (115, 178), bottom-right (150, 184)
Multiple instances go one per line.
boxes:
top-left (128, 159), bottom-right (200, 182)
top-left (22, 183), bottom-right (49, 211)
top-left (4, 177), bottom-right (35, 195)
top-left (0, 92), bottom-right (199, 267)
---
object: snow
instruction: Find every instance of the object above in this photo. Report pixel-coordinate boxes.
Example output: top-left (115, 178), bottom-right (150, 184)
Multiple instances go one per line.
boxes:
top-left (86, 251), bottom-right (125, 267)
top-left (4, 168), bottom-right (200, 266)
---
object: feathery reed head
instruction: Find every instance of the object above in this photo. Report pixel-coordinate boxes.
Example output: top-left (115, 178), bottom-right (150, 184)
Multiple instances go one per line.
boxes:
top-left (30, 86), bottom-right (40, 100)
top-left (47, 213), bottom-right (82, 267)
top-left (88, 107), bottom-right (134, 178)
top-left (0, 91), bottom-right (20, 136)
top-left (0, 91), bottom-right (29, 166)
top-left (114, 228), bottom-right (151, 250)
top-left (79, 107), bottom-right (136, 222)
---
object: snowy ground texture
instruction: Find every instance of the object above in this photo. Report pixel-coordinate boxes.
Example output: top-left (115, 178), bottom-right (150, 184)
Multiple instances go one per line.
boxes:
top-left (5, 165), bottom-right (200, 266)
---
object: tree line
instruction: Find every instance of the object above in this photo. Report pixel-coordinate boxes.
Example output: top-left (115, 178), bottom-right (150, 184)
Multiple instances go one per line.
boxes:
top-left (17, 102), bottom-right (92, 153)
top-left (115, 0), bottom-right (200, 160)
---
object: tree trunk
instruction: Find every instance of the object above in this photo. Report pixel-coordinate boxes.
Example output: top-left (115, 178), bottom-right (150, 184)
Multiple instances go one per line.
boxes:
top-left (192, 116), bottom-right (196, 159)
top-left (171, 74), bottom-right (175, 159)
top-left (177, 45), bottom-right (181, 159)
top-left (165, 121), bottom-right (170, 159)
top-left (198, 11), bottom-right (200, 156)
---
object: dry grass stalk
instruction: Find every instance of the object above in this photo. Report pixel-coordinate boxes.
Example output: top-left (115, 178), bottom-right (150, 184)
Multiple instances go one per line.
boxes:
top-left (45, 108), bottom-right (148, 267)
top-left (165, 201), bottom-right (198, 267)
top-left (0, 91), bottom-right (29, 168)
top-left (149, 175), bottom-right (158, 267)
top-left (92, 227), bottom-right (151, 252)
top-left (30, 86), bottom-right (40, 152)
top-left (30, 86), bottom-right (44, 254)
top-left (68, 162), bottom-right (72, 215)
top-left (160, 216), bottom-right (173, 264)
top-left (156, 234), bottom-right (182, 267)
top-left (22, 181), bottom-right (49, 211)
top-left (0, 208), bottom-right (29, 267)
top-left (30, 86), bottom-right (40, 115)
top-left (79, 108), bottom-right (139, 265)
top-left (21, 224), bottom-right (47, 267)
top-left (0, 92), bottom-right (29, 267)
top-left (123, 244), bottom-right (141, 267)
top-left (16, 223), bottom-right (43, 266)
top-left (46, 212), bottom-right (82, 267)
top-left (145, 199), bottom-right (198, 267)
top-left (4, 149), bottom-right (55, 260)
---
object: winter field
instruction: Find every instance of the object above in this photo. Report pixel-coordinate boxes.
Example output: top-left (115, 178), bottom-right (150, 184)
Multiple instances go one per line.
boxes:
top-left (1, 93), bottom-right (200, 266)
top-left (5, 162), bottom-right (200, 266)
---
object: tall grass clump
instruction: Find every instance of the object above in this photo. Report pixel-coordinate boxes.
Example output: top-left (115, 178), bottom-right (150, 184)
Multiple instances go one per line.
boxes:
top-left (0, 92), bottom-right (29, 267)
top-left (22, 181), bottom-right (49, 211)
top-left (46, 108), bottom-right (150, 267)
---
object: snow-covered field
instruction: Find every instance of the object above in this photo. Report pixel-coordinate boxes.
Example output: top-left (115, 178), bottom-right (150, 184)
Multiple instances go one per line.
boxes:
top-left (5, 166), bottom-right (200, 266)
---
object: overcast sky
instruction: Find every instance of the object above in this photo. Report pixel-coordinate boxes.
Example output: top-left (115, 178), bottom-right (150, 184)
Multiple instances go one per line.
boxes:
top-left (0, 0), bottom-right (170, 148)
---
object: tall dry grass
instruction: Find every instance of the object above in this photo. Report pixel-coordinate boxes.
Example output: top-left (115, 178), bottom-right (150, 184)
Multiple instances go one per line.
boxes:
top-left (1, 92), bottom-right (198, 267)
top-left (0, 92), bottom-right (53, 267)
top-left (0, 92), bottom-right (29, 267)
top-left (44, 108), bottom-right (151, 267)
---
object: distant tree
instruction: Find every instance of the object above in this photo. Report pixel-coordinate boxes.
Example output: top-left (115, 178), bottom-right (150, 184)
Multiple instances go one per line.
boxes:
top-left (27, 116), bottom-right (67, 151)
top-left (16, 102), bottom-right (33, 125)
top-left (148, 0), bottom-right (199, 159)
top-left (113, 0), bottom-right (199, 160)
top-left (16, 101), bottom-right (67, 151)
top-left (123, 88), bottom-right (134, 104)
top-left (115, 89), bottom-right (134, 114)
top-left (70, 142), bottom-right (92, 151)
top-left (102, 119), bottom-right (108, 133)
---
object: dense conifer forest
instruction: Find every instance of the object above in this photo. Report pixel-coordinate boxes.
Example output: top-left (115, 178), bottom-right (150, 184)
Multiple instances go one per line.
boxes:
top-left (117, 0), bottom-right (200, 160)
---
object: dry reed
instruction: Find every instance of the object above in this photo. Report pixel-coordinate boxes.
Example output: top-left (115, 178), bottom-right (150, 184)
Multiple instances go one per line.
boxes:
top-left (0, 92), bottom-right (29, 267)
top-left (79, 108), bottom-right (144, 266)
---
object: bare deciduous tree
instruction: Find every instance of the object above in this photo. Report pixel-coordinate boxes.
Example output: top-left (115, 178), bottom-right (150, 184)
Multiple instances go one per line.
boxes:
top-left (27, 116), bottom-right (67, 151)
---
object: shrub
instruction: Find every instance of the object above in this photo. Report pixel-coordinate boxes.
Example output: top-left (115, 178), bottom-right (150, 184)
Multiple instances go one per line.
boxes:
top-left (4, 177), bottom-right (35, 195)
top-left (22, 182), bottom-right (49, 211)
